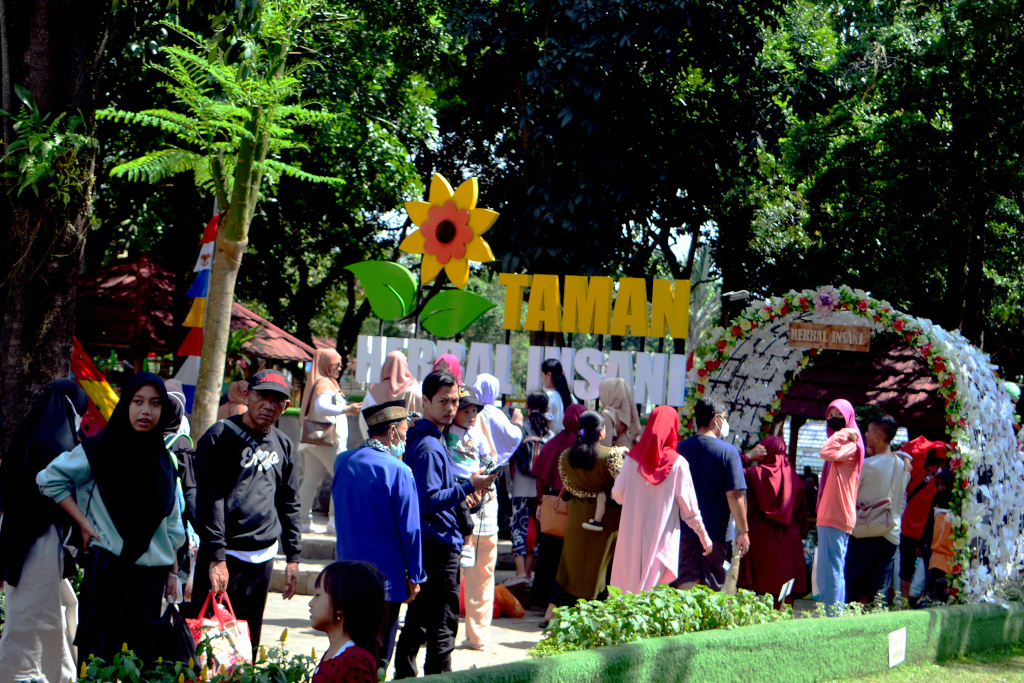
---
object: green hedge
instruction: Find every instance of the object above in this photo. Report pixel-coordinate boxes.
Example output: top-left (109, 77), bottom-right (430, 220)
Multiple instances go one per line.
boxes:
top-left (429, 602), bottom-right (1024, 683)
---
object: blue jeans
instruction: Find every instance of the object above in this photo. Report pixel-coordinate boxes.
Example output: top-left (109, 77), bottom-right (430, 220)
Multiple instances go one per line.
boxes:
top-left (817, 525), bottom-right (850, 616)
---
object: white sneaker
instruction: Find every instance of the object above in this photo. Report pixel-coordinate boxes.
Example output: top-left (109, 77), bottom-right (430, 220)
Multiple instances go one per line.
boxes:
top-left (326, 518), bottom-right (336, 535)
top-left (504, 576), bottom-right (529, 588)
top-left (302, 522), bottom-right (326, 534)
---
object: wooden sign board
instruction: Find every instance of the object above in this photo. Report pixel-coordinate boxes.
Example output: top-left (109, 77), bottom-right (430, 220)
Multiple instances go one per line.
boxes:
top-left (788, 322), bottom-right (871, 352)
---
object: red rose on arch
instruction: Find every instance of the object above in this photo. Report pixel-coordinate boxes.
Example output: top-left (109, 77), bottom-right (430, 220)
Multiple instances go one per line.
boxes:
top-left (921, 343), bottom-right (933, 355)
top-left (697, 368), bottom-right (708, 378)
top-left (951, 457), bottom-right (963, 470)
top-left (951, 564), bottom-right (962, 575)
top-left (960, 478), bottom-right (970, 490)
top-left (776, 391), bottom-right (785, 400)
top-left (780, 304), bottom-right (791, 316)
top-left (942, 377), bottom-right (955, 388)
top-left (934, 360), bottom-right (947, 373)
top-left (894, 319), bottom-right (906, 332)
top-left (799, 297), bottom-right (810, 311)
top-left (874, 314), bottom-right (882, 322)
top-left (808, 348), bottom-right (819, 357)
top-left (857, 299), bottom-right (869, 312)
top-left (717, 340), bottom-right (728, 352)
top-left (696, 384), bottom-right (705, 394)
top-left (713, 358), bottom-right (722, 370)
top-left (732, 325), bottom-right (742, 337)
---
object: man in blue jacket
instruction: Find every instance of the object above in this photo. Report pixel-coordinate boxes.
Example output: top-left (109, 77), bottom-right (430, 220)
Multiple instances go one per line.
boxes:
top-left (394, 370), bottom-right (496, 678)
top-left (333, 400), bottom-right (425, 676)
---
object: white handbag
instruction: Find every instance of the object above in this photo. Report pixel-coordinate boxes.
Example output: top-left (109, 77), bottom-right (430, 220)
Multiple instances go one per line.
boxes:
top-left (852, 454), bottom-right (902, 538)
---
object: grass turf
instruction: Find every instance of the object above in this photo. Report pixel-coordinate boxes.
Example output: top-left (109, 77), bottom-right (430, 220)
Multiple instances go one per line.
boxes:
top-left (841, 644), bottom-right (1024, 682)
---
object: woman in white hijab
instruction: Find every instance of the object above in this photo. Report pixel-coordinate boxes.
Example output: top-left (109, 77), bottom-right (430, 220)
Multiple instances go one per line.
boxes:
top-left (471, 374), bottom-right (526, 463)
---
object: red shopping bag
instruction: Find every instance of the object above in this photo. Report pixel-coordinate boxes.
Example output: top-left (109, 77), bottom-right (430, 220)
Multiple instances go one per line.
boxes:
top-left (185, 591), bottom-right (252, 672)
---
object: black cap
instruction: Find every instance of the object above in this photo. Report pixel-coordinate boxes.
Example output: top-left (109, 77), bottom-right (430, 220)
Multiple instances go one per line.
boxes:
top-left (458, 385), bottom-right (483, 410)
top-left (247, 369), bottom-right (290, 396)
top-left (363, 400), bottom-right (409, 428)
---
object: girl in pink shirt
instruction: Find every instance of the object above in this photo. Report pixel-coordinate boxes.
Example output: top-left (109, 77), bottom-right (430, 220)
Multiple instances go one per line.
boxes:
top-left (815, 399), bottom-right (864, 614)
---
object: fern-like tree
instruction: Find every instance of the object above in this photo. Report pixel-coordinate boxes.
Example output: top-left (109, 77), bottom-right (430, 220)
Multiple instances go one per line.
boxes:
top-left (98, 0), bottom-right (341, 437)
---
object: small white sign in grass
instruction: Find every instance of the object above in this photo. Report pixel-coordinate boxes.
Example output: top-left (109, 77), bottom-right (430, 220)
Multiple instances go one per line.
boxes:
top-left (889, 627), bottom-right (907, 667)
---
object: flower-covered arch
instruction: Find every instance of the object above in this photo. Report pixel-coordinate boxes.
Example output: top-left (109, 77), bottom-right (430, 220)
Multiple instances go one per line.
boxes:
top-left (679, 285), bottom-right (1022, 602)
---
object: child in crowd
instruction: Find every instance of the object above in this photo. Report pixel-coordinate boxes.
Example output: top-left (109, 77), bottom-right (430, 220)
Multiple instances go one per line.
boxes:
top-left (505, 391), bottom-right (553, 586)
top-left (919, 470), bottom-right (955, 603)
top-left (447, 386), bottom-right (496, 566)
top-left (309, 561), bottom-right (387, 683)
top-left (583, 492), bottom-right (608, 532)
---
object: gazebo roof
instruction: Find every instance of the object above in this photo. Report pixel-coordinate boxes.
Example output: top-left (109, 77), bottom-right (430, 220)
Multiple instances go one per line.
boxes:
top-left (76, 253), bottom-right (314, 362)
top-left (779, 337), bottom-right (945, 430)
top-left (231, 303), bottom-right (315, 363)
top-left (76, 253), bottom-right (175, 351)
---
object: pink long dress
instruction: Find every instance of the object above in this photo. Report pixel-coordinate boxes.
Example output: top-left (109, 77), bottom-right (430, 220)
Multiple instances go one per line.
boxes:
top-left (609, 457), bottom-right (711, 594)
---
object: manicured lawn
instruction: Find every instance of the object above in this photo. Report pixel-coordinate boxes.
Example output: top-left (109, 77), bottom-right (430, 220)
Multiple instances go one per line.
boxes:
top-left (843, 645), bottom-right (1024, 682)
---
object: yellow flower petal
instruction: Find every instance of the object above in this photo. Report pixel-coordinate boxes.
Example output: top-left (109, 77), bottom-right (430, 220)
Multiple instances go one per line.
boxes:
top-left (465, 236), bottom-right (496, 263)
top-left (445, 257), bottom-right (470, 289)
top-left (429, 174), bottom-right (454, 206)
top-left (421, 253), bottom-right (444, 284)
top-left (452, 178), bottom-right (478, 211)
top-left (468, 208), bottom-right (499, 235)
top-left (399, 229), bottom-right (426, 254)
top-left (405, 201), bottom-right (432, 227)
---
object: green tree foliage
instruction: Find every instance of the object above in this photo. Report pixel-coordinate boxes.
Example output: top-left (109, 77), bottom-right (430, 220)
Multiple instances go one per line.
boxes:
top-left (756, 0), bottom-right (1024, 375)
top-left (430, 0), bottom-right (787, 285)
top-left (233, 0), bottom-right (446, 355)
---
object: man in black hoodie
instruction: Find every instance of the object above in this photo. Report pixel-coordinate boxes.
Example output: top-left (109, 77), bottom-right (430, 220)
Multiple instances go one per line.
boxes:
top-left (192, 369), bottom-right (302, 656)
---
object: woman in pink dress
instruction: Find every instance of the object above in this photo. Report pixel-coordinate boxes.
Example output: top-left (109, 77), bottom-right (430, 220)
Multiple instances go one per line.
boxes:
top-left (610, 406), bottom-right (712, 594)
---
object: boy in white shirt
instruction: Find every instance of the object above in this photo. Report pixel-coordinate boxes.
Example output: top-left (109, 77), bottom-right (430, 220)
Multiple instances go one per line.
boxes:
top-left (843, 414), bottom-right (912, 602)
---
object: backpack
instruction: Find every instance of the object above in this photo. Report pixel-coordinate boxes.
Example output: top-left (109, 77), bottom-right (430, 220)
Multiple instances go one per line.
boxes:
top-left (513, 436), bottom-right (544, 477)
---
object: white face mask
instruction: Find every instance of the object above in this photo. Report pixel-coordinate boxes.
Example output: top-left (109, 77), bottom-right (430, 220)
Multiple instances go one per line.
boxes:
top-left (717, 415), bottom-right (730, 440)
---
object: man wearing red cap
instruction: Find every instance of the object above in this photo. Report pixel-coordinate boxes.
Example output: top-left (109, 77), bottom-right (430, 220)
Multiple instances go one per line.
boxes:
top-left (192, 370), bottom-right (303, 657)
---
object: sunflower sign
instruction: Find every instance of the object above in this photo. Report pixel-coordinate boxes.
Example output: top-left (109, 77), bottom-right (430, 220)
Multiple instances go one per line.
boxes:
top-left (344, 173), bottom-right (500, 337)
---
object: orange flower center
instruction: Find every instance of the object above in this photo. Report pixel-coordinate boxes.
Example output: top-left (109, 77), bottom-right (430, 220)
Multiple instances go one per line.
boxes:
top-left (436, 219), bottom-right (457, 244)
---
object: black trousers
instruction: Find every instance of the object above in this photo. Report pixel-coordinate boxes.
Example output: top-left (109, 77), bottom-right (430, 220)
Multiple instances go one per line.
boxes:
top-left (845, 535), bottom-right (898, 603)
top-left (191, 548), bottom-right (274, 659)
top-left (76, 547), bottom-right (170, 667)
top-left (394, 540), bottom-right (460, 678)
top-left (531, 531), bottom-right (564, 609)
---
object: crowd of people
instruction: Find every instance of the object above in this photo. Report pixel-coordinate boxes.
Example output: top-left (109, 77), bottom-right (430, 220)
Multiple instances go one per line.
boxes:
top-left (0, 347), bottom-right (966, 682)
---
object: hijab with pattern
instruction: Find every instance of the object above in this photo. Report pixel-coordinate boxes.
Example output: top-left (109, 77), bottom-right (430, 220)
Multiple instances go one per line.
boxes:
top-left (0, 380), bottom-right (88, 585)
top-left (599, 378), bottom-right (642, 443)
top-left (627, 405), bottom-right (680, 485)
top-left (82, 372), bottom-right (176, 564)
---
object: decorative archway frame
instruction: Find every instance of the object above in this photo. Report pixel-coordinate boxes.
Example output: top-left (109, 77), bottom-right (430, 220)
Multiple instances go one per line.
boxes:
top-left (678, 285), bottom-right (1022, 603)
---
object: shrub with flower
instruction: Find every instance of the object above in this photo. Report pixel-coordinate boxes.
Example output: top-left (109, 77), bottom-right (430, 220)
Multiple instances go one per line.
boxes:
top-left (679, 285), bottom-right (1022, 603)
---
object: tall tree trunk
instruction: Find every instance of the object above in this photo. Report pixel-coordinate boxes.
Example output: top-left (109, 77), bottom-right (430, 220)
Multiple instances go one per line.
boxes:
top-left (190, 107), bottom-right (262, 439)
top-left (0, 0), bottom-right (109, 449)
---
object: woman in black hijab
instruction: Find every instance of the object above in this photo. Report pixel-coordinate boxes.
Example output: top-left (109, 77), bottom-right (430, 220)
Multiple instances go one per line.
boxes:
top-left (0, 380), bottom-right (88, 682)
top-left (35, 372), bottom-right (185, 667)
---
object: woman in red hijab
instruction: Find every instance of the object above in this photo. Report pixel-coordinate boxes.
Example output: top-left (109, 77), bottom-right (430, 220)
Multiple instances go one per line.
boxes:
top-left (609, 406), bottom-right (711, 595)
top-left (738, 435), bottom-right (808, 605)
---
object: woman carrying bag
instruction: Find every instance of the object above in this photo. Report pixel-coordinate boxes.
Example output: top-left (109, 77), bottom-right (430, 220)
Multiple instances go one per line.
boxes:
top-left (299, 348), bottom-right (362, 534)
top-left (36, 372), bottom-right (185, 666)
top-left (0, 380), bottom-right (88, 683)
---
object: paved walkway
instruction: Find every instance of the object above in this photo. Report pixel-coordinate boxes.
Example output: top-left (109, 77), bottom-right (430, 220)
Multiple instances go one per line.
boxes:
top-left (261, 538), bottom-right (546, 675)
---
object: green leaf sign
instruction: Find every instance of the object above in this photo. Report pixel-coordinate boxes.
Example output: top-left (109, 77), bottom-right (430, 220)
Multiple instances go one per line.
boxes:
top-left (419, 289), bottom-right (496, 337)
top-left (344, 261), bottom-right (417, 320)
